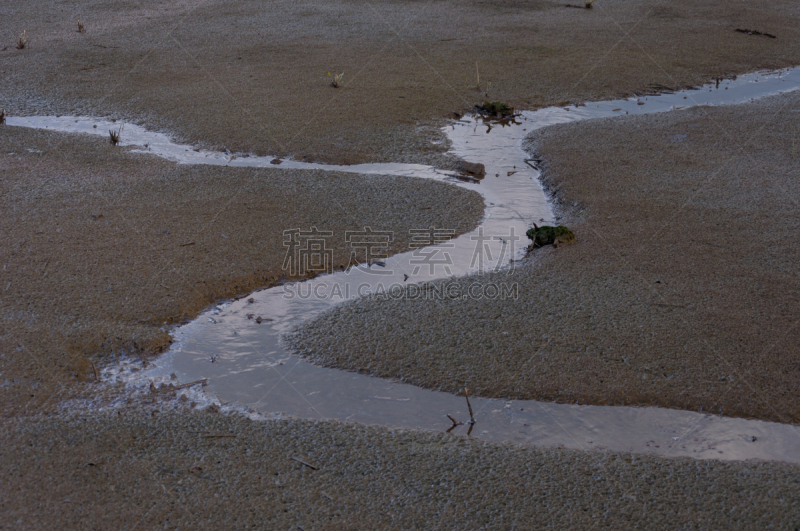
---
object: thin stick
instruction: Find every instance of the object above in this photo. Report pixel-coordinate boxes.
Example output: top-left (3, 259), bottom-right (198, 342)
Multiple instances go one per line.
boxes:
top-left (290, 456), bottom-right (318, 470)
top-left (90, 361), bottom-right (99, 382)
top-left (464, 387), bottom-right (475, 425)
top-left (446, 414), bottom-right (463, 433)
top-left (475, 62), bottom-right (480, 90)
top-left (175, 378), bottom-right (208, 390)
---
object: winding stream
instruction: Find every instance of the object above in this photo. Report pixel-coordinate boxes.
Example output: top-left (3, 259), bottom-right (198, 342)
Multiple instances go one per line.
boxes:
top-left (9, 67), bottom-right (800, 463)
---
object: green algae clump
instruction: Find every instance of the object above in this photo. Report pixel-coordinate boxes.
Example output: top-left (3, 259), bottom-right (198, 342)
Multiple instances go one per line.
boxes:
top-left (526, 225), bottom-right (575, 247)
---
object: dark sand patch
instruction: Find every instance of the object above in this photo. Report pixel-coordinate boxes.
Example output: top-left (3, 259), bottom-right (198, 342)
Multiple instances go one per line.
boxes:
top-left (288, 90), bottom-right (800, 424)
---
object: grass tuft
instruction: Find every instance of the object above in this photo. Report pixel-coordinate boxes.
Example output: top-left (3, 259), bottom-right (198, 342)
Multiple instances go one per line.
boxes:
top-left (77, 21), bottom-right (85, 33)
top-left (327, 72), bottom-right (344, 88)
top-left (108, 124), bottom-right (124, 145)
top-left (16, 30), bottom-right (27, 49)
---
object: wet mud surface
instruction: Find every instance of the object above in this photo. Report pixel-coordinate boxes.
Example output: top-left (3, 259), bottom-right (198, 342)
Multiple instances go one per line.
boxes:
top-left (3, 0), bottom-right (800, 526)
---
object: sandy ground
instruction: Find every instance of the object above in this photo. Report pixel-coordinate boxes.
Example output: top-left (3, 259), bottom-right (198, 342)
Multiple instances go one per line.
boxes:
top-left (9, 133), bottom-right (800, 530)
top-left (3, 0), bottom-right (800, 527)
top-left (0, 125), bottom-right (483, 414)
top-left (3, 413), bottom-right (800, 528)
top-left (289, 90), bottom-right (800, 425)
top-left (2, 1), bottom-right (799, 164)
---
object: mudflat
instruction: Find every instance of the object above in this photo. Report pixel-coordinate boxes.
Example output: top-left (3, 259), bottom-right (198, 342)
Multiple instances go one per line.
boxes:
top-left (3, 0), bottom-right (800, 164)
top-left (3, 413), bottom-right (800, 528)
top-left (0, 125), bottom-right (483, 414)
top-left (3, 0), bottom-right (800, 527)
top-left (289, 90), bottom-right (800, 424)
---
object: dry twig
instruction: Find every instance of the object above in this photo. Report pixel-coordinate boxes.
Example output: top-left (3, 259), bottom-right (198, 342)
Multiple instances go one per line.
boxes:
top-left (290, 456), bottom-right (318, 470)
top-left (445, 414), bottom-right (463, 433)
top-left (464, 387), bottom-right (475, 425)
top-left (175, 378), bottom-right (208, 390)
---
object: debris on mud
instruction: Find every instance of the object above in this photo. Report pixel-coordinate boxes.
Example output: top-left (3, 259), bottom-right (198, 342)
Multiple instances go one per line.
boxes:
top-left (735, 28), bottom-right (776, 39)
top-left (526, 224), bottom-right (576, 248)
top-left (328, 72), bottom-right (344, 88)
top-left (475, 101), bottom-right (514, 118)
top-left (456, 160), bottom-right (486, 179)
top-left (109, 124), bottom-right (124, 145)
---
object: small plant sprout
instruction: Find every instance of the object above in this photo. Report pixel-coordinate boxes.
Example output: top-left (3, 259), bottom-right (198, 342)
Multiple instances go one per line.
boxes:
top-left (0, 108), bottom-right (6, 125)
top-left (17, 30), bottom-right (27, 49)
top-left (77, 20), bottom-right (85, 33)
top-left (109, 123), bottom-right (124, 145)
top-left (328, 72), bottom-right (344, 88)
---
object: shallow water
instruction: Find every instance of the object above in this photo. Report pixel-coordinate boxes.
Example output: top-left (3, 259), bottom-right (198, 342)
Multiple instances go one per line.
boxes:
top-left (10, 67), bottom-right (800, 463)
